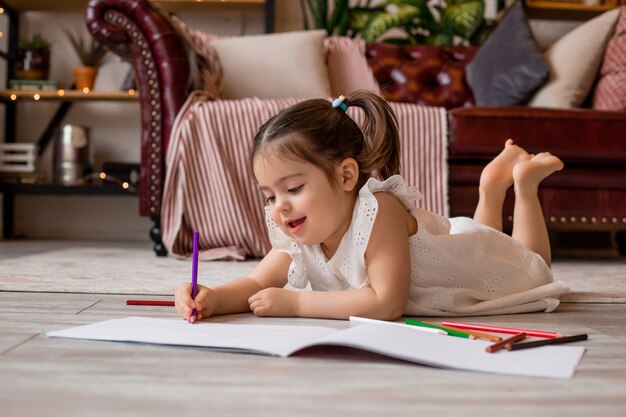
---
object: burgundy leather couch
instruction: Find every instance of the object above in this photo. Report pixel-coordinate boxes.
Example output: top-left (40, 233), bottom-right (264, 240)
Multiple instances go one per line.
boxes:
top-left (86, 0), bottom-right (626, 256)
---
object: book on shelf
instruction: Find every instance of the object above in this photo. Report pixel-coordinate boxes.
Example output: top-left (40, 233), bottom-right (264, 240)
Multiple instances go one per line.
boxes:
top-left (9, 79), bottom-right (60, 91)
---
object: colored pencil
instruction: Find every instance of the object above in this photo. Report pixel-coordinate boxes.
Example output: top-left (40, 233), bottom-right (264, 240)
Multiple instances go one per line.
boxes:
top-left (191, 231), bottom-right (199, 318)
top-left (485, 332), bottom-right (527, 353)
top-left (506, 334), bottom-right (588, 351)
top-left (405, 319), bottom-right (475, 339)
top-left (349, 316), bottom-right (447, 335)
top-left (442, 321), bottom-right (562, 339)
top-left (422, 321), bottom-right (502, 342)
top-left (126, 300), bottom-right (175, 307)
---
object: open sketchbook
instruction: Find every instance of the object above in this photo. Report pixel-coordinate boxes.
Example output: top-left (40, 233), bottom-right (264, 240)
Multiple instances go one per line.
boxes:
top-left (47, 317), bottom-right (585, 379)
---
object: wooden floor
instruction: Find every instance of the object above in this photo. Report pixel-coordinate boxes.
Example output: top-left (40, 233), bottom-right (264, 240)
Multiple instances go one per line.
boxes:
top-left (1, 290), bottom-right (625, 416)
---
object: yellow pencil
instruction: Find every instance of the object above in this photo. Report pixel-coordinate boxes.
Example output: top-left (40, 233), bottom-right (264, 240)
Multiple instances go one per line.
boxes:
top-left (422, 321), bottom-right (502, 342)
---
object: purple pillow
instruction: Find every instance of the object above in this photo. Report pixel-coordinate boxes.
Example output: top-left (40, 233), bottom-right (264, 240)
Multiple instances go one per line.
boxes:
top-left (466, 2), bottom-right (549, 106)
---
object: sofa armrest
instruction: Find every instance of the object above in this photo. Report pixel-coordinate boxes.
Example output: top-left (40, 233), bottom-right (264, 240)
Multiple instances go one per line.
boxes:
top-left (448, 107), bottom-right (626, 164)
top-left (86, 0), bottom-right (191, 217)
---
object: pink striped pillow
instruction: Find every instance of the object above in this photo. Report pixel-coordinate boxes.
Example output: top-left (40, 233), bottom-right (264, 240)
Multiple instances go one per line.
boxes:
top-left (593, 7), bottom-right (626, 112)
top-left (324, 36), bottom-right (380, 96)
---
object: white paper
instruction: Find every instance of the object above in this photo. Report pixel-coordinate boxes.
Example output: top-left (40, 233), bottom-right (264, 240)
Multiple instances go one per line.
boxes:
top-left (47, 317), bottom-right (585, 379)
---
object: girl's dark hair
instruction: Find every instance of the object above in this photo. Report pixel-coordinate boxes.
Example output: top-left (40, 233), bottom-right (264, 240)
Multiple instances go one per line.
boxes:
top-left (250, 90), bottom-right (400, 190)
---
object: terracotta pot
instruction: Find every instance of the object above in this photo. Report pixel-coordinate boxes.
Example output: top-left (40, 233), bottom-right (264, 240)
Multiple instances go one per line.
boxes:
top-left (15, 47), bottom-right (50, 80)
top-left (72, 66), bottom-right (98, 91)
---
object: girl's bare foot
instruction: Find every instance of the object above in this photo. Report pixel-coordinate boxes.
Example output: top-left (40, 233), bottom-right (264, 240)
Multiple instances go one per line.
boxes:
top-left (480, 139), bottom-right (531, 196)
top-left (512, 152), bottom-right (564, 195)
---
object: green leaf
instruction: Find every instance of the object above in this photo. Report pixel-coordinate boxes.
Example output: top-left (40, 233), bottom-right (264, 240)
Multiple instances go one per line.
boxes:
top-left (64, 29), bottom-right (109, 67)
top-left (427, 32), bottom-right (454, 45)
top-left (306, 0), bottom-right (328, 30)
top-left (441, 0), bottom-right (484, 39)
top-left (359, 5), bottom-right (423, 42)
top-left (348, 7), bottom-right (386, 34)
top-left (328, 0), bottom-right (349, 34)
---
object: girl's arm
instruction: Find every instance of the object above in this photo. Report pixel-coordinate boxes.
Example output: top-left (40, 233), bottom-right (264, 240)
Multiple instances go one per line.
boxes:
top-left (251, 192), bottom-right (413, 320)
top-left (297, 193), bottom-right (412, 320)
top-left (175, 249), bottom-right (291, 322)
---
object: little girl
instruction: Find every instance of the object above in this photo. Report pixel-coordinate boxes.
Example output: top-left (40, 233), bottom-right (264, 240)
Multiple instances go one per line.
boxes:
top-left (175, 91), bottom-right (569, 322)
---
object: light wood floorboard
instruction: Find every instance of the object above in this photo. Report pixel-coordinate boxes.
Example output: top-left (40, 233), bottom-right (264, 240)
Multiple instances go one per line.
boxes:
top-left (0, 291), bottom-right (625, 416)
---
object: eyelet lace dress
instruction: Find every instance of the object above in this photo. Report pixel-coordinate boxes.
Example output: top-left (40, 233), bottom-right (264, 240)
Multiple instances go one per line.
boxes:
top-left (265, 175), bottom-right (569, 316)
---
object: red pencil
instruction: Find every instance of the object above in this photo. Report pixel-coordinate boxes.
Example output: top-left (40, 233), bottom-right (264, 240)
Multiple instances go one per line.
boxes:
top-left (441, 321), bottom-right (562, 339)
top-left (126, 300), bottom-right (175, 307)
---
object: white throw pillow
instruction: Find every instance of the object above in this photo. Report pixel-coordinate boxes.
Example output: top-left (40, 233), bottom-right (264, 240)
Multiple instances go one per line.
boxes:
top-left (211, 30), bottom-right (332, 100)
top-left (529, 8), bottom-right (620, 108)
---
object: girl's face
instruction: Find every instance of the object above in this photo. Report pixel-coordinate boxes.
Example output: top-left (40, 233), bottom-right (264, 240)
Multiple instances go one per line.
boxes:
top-left (253, 155), bottom-right (355, 253)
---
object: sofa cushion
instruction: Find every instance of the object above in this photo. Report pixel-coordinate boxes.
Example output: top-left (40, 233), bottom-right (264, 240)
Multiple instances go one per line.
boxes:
top-left (324, 36), bottom-right (380, 96)
top-left (592, 7), bottom-right (626, 112)
top-left (366, 43), bottom-right (477, 109)
top-left (466, 2), bottom-right (549, 106)
top-left (211, 30), bottom-right (332, 99)
top-left (168, 15), bottom-right (380, 100)
top-left (529, 8), bottom-right (621, 108)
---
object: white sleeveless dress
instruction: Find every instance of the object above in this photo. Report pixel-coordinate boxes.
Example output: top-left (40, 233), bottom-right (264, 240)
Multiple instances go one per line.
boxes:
top-left (265, 175), bottom-right (569, 316)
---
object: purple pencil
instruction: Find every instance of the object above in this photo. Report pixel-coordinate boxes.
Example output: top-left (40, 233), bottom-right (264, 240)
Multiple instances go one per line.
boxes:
top-left (191, 231), bottom-right (199, 319)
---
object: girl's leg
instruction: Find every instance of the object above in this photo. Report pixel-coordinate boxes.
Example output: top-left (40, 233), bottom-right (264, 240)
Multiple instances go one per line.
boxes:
top-left (474, 139), bottom-right (531, 231)
top-left (511, 153), bottom-right (564, 266)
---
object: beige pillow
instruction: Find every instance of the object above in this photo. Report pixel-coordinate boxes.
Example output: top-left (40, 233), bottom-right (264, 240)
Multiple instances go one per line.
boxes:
top-left (529, 8), bottom-right (620, 108)
top-left (211, 30), bottom-right (332, 100)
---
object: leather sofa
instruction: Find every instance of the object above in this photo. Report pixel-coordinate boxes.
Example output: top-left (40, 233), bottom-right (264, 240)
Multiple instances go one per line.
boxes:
top-left (86, 0), bottom-right (626, 256)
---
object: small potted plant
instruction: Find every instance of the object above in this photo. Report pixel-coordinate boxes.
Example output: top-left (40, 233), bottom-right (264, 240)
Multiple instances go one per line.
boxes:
top-left (16, 33), bottom-right (51, 80)
top-left (65, 29), bottom-right (110, 91)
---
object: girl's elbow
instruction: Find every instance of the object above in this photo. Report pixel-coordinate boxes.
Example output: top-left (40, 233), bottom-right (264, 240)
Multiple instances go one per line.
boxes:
top-left (384, 305), bottom-right (405, 321)
top-left (375, 300), bottom-right (405, 321)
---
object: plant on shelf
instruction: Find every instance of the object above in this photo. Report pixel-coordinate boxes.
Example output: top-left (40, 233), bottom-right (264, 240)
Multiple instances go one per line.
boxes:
top-left (16, 33), bottom-right (52, 80)
top-left (302, 0), bottom-right (490, 45)
top-left (65, 29), bottom-right (110, 91)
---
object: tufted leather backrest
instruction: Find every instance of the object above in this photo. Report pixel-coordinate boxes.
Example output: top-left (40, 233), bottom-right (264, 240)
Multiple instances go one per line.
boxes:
top-left (366, 43), bottom-right (478, 109)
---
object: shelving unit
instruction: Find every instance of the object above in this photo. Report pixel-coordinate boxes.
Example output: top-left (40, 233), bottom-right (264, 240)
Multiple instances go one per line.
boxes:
top-left (0, 90), bottom-right (139, 101)
top-left (526, 0), bottom-right (620, 20)
top-left (0, 1), bottom-right (143, 238)
top-left (0, 89), bottom-right (140, 238)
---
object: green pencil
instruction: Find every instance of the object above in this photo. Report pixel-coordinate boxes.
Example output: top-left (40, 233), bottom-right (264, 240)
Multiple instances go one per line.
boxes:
top-left (404, 319), bottom-right (475, 339)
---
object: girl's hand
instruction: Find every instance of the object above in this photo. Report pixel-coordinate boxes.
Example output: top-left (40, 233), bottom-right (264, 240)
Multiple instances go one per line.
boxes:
top-left (174, 283), bottom-right (218, 323)
top-left (248, 288), bottom-right (300, 317)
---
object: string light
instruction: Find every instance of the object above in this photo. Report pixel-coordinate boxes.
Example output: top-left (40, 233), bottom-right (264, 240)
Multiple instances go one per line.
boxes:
top-left (128, 89), bottom-right (135, 95)
top-left (10, 94), bottom-right (16, 101)
top-left (83, 172), bottom-right (137, 193)
top-left (82, 87), bottom-right (90, 93)
top-left (33, 93), bottom-right (40, 101)
top-left (58, 89), bottom-right (65, 96)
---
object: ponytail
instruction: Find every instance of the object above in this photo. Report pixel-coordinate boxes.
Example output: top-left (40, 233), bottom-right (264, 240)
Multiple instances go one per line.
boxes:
top-left (252, 90), bottom-right (401, 190)
top-left (344, 91), bottom-right (400, 181)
